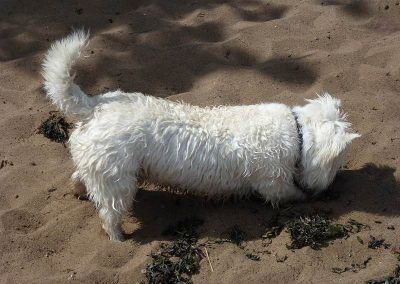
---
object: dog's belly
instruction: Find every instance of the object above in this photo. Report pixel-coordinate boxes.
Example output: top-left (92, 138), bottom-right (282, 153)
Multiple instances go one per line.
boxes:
top-left (140, 138), bottom-right (252, 196)
top-left (134, 118), bottom-right (257, 196)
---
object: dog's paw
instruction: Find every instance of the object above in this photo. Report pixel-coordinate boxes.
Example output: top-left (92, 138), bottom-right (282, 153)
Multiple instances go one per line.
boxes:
top-left (109, 232), bottom-right (125, 242)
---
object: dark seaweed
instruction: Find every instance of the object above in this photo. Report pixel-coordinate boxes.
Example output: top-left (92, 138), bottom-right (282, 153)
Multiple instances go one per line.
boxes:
top-left (245, 253), bottom-right (261, 261)
top-left (39, 113), bottom-right (71, 143)
top-left (331, 257), bottom-right (372, 274)
top-left (145, 218), bottom-right (204, 284)
top-left (368, 235), bottom-right (389, 249)
top-left (366, 265), bottom-right (400, 284)
top-left (286, 215), bottom-right (348, 249)
top-left (345, 219), bottom-right (370, 233)
top-left (262, 218), bottom-right (284, 240)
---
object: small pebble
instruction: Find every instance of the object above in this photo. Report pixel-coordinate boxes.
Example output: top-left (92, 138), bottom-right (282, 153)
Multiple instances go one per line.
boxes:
top-left (48, 187), bottom-right (57, 193)
top-left (387, 225), bottom-right (395, 230)
top-left (68, 272), bottom-right (76, 281)
top-left (276, 254), bottom-right (287, 263)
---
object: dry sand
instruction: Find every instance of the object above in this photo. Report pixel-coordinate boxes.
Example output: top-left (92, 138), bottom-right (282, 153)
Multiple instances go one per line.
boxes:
top-left (1, 0), bottom-right (400, 283)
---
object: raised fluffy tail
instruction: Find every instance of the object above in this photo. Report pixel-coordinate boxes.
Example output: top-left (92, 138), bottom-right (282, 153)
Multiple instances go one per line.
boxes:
top-left (42, 30), bottom-right (97, 118)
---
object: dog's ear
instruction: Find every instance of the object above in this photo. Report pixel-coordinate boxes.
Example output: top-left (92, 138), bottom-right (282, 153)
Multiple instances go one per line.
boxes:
top-left (334, 132), bottom-right (360, 153)
top-left (302, 129), bottom-right (359, 192)
top-left (306, 92), bottom-right (342, 108)
top-left (345, 133), bottom-right (361, 143)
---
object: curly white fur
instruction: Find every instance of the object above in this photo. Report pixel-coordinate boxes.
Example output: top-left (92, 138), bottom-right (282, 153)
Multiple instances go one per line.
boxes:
top-left (42, 31), bottom-right (360, 241)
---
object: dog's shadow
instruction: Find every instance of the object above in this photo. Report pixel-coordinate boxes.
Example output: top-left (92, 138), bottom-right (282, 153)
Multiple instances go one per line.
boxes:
top-left (126, 163), bottom-right (399, 244)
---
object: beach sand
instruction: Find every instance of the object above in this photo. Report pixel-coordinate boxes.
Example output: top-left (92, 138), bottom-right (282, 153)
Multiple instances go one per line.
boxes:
top-left (1, 0), bottom-right (399, 283)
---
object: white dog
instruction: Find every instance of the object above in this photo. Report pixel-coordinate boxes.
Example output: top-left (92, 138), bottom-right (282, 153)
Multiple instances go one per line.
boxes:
top-left (42, 31), bottom-right (360, 241)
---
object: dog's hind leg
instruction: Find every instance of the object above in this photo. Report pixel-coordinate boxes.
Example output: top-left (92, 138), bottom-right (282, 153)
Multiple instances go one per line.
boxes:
top-left (70, 129), bottom-right (141, 241)
top-left (98, 177), bottom-right (138, 241)
top-left (81, 167), bottom-right (138, 241)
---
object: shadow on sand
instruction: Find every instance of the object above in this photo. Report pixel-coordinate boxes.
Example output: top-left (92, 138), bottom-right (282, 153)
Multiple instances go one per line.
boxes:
top-left (128, 163), bottom-right (399, 243)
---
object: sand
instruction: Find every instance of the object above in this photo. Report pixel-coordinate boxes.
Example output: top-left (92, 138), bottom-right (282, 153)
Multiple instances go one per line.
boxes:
top-left (1, 0), bottom-right (399, 283)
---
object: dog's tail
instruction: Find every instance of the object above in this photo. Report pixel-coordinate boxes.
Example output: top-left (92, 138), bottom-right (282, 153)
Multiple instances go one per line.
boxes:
top-left (42, 29), bottom-right (97, 118)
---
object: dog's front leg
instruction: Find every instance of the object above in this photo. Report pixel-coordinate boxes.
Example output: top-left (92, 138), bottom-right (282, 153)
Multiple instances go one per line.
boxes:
top-left (253, 178), bottom-right (306, 206)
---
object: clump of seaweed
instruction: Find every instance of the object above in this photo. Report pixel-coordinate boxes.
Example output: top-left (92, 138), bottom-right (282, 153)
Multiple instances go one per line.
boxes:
top-left (368, 235), bottom-right (390, 249)
top-left (286, 215), bottom-right (348, 249)
top-left (345, 219), bottom-right (370, 233)
top-left (367, 265), bottom-right (400, 284)
top-left (331, 256), bottom-right (372, 274)
top-left (39, 112), bottom-right (71, 143)
top-left (145, 217), bottom-right (204, 284)
top-left (260, 214), bottom-right (368, 250)
top-left (228, 225), bottom-right (246, 247)
top-left (146, 241), bottom-right (203, 283)
top-left (245, 253), bottom-right (260, 261)
top-left (262, 217), bottom-right (284, 240)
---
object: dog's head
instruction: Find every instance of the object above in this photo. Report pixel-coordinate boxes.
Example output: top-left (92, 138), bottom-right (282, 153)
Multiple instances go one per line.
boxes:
top-left (293, 93), bottom-right (360, 194)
